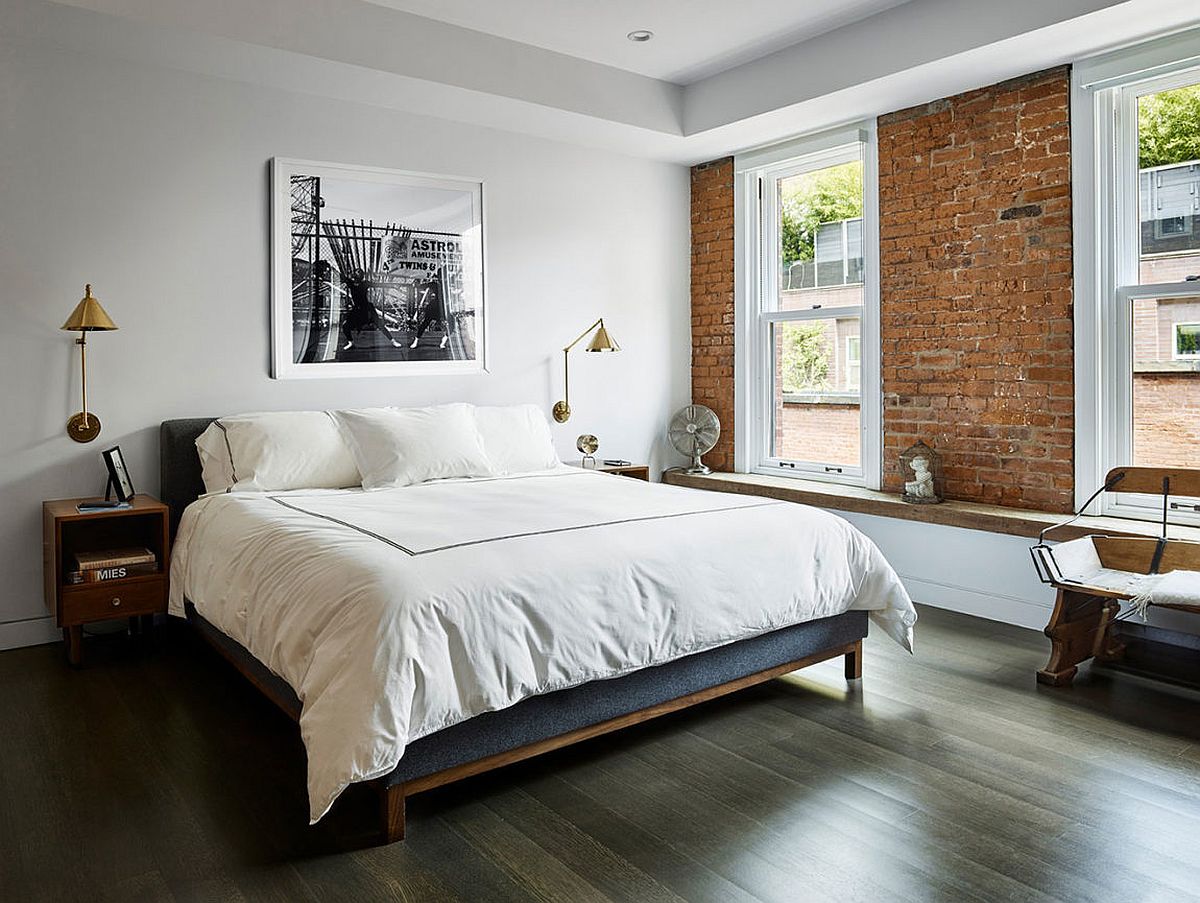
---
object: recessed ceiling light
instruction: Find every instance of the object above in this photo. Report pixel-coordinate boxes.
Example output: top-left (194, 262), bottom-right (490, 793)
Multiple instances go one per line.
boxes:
top-left (626, 30), bottom-right (653, 43)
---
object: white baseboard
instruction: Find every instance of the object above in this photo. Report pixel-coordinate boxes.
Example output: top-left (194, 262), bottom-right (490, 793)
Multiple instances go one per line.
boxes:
top-left (897, 574), bottom-right (1051, 631)
top-left (0, 616), bottom-right (60, 651)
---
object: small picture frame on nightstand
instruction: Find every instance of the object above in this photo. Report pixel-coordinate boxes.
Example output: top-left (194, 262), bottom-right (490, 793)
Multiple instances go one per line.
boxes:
top-left (102, 445), bottom-right (136, 503)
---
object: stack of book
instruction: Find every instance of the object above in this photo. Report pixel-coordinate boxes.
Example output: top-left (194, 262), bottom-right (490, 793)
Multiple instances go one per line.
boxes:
top-left (67, 547), bottom-right (158, 584)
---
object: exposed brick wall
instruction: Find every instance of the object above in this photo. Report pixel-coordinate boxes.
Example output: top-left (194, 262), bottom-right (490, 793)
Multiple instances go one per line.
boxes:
top-left (690, 158), bottom-right (736, 470)
top-left (688, 68), bottom-right (1076, 511)
top-left (878, 67), bottom-right (1074, 512)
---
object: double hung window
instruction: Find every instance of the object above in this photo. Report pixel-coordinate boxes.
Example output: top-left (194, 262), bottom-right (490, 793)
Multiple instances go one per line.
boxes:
top-left (734, 126), bottom-right (881, 487)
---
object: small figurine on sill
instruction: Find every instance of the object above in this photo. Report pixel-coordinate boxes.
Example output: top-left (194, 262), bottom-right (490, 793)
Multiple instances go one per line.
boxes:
top-left (900, 440), bottom-right (943, 504)
top-left (905, 455), bottom-right (936, 500)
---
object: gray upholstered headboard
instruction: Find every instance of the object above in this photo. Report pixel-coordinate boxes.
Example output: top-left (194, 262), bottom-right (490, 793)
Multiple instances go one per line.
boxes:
top-left (160, 418), bottom-right (216, 535)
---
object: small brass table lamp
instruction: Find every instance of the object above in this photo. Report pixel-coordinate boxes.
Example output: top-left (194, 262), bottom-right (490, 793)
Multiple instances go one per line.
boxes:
top-left (553, 318), bottom-right (619, 423)
top-left (61, 284), bottom-right (118, 443)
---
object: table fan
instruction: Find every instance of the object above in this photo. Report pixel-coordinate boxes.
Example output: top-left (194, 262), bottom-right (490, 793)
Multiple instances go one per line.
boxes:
top-left (668, 405), bottom-right (720, 475)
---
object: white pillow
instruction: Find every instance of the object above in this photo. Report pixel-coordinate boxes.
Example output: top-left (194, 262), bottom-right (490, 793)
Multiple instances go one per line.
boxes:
top-left (333, 404), bottom-right (496, 490)
top-left (195, 411), bottom-right (361, 494)
top-left (474, 404), bottom-right (560, 475)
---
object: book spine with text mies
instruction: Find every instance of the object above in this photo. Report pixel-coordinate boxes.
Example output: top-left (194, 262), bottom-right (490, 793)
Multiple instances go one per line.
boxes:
top-left (67, 562), bottom-right (160, 584)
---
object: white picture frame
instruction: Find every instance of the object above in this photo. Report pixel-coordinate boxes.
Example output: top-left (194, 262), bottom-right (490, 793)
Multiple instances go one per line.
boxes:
top-left (270, 157), bottom-right (487, 379)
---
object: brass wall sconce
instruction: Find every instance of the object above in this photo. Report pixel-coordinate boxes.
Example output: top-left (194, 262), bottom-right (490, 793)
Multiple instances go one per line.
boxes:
top-left (553, 318), bottom-right (619, 423)
top-left (61, 284), bottom-right (118, 443)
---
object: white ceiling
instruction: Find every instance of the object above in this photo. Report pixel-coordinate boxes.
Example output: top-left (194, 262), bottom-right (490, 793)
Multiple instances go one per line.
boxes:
top-left (22, 0), bottom-right (1200, 163)
top-left (366, 0), bottom-right (915, 84)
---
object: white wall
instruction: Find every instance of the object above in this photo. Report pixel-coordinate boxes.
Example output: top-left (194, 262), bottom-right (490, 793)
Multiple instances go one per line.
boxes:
top-left (0, 37), bottom-right (691, 648)
top-left (837, 513), bottom-right (1056, 632)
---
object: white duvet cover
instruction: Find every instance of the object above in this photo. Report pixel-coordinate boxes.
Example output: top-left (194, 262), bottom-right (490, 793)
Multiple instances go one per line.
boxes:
top-left (169, 469), bottom-right (916, 822)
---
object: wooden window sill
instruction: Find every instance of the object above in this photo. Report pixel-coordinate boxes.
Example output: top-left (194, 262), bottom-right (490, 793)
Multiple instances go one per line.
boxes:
top-left (661, 470), bottom-right (1200, 543)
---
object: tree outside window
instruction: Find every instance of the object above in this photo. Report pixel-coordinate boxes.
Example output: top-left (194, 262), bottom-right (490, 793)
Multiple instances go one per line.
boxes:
top-left (1138, 84), bottom-right (1200, 168)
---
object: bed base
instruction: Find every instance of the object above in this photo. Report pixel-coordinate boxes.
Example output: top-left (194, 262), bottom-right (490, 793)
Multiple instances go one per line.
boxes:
top-left (184, 602), bottom-right (865, 844)
top-left (378, 639), bottom-right (862, 842)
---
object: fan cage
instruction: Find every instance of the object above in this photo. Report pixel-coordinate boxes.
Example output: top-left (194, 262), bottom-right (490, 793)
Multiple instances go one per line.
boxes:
top-left (668, 405), bottom-right (720, 474)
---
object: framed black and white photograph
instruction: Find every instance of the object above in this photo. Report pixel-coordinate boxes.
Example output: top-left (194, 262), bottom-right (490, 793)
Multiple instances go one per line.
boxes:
top-left (101, 445), bottom-right (135, 502)
top-left (271, 157), bottom-right (486, 378)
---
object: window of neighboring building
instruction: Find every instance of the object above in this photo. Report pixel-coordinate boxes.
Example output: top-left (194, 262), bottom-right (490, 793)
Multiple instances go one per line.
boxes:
top-left (1155, 215), bottom-right (1192, 239)
top-left (1076, 33), bottom-right (1200, 523)
top-left (1174, 322), bottom-right (1200, 358)
top-left (846, 335), bottom-right (862, 365)
top-left (733, 126), bottom-right (881, 487)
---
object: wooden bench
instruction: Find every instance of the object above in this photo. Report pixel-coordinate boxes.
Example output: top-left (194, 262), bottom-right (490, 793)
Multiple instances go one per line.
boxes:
top-left (1032, 466), bottom-right (1200, 686)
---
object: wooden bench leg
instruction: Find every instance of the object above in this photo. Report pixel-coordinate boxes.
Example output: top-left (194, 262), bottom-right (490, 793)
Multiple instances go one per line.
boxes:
top-left (844, 640), bottom-right (863, 681)
top-left (379, 782), bottom-right (406, 843)
top-left (1038, 589), bottom-right (1122, 687)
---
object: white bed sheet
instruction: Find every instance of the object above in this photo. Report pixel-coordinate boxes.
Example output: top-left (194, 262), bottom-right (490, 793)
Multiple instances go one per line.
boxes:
top-left (169, 469), bottom-right (916, 822)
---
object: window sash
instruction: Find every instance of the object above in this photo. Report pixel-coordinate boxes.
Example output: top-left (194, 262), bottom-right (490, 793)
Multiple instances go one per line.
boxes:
top-left (757, 144), bottom-right (863, 316)
top-left (763, 311), bottom-right (865, 478)
top-left (1114, 70), bottom-right (1200, 288)
top-left (1107, 283), bottom-right (1200, 520)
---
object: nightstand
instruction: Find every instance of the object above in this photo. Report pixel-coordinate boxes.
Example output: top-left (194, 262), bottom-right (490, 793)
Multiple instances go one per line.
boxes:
top-left (42, 495), bottom-right (170, 666)
top-left (570, 463), bottom-right (650, 481)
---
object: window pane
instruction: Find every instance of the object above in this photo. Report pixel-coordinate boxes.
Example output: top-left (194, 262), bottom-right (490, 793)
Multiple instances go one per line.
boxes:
top-left (1137, 81), bottom-right (1200, 284)
top-left (1131, 295), bottom-right (1200, 467)
top-left (771, 318), bottom-right (861, 468)
top-left (777, 157), bottom-right (864, 309)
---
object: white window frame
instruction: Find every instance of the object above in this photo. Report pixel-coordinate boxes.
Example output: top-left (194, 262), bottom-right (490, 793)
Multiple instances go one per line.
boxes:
top-left (1074, 29), bottom-right (1200, 524)
top-left (733, 123), bottom-right (882, 488)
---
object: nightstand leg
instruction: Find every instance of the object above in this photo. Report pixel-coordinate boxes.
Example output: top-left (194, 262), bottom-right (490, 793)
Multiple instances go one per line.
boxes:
top-left (63, 626), bottom-right (83, 667)
top-left (132, 614), bottom-right (156, 642)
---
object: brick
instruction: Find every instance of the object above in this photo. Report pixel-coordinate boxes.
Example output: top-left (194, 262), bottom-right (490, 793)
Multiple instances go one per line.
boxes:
top-left (688, 158), bottom-right (736, 469)
top-left (876, 67), bottom-right (1073, 511)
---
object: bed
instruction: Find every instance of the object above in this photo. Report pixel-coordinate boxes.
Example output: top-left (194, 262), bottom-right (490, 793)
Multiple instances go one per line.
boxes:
top-left (160, 416), bottom-right (916, 843)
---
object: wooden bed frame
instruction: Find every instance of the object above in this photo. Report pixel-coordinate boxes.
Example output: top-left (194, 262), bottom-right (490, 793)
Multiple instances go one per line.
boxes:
top-left (379, 643), bottom-right (862, 842)
top-left (187, 602), bottom-right (860, 842)
top-left (163, 418), bottom-right (868, 843)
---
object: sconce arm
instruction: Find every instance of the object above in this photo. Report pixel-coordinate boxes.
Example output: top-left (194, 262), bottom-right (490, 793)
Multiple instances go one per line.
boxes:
top-left (562, 318), bottom-right (604, 354)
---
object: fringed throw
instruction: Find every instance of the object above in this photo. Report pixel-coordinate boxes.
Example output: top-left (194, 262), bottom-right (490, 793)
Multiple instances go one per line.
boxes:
top-left (1128, 569), bottom-right (1200, 619)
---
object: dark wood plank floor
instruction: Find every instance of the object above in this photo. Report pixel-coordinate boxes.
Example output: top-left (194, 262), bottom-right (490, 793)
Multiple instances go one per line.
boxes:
top-left (3, 604), bottom-right (1200, 902)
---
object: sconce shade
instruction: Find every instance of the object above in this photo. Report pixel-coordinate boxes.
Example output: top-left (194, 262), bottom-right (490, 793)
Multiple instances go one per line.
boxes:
top-left (61, 285), bottom-right (118, 332)
top-left (585, 323), bottom-right (620, 353)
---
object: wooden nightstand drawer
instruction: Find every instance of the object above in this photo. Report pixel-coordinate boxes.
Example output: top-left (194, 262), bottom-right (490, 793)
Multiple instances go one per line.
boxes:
top-left (60, 578), bottom-right (166, 626)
